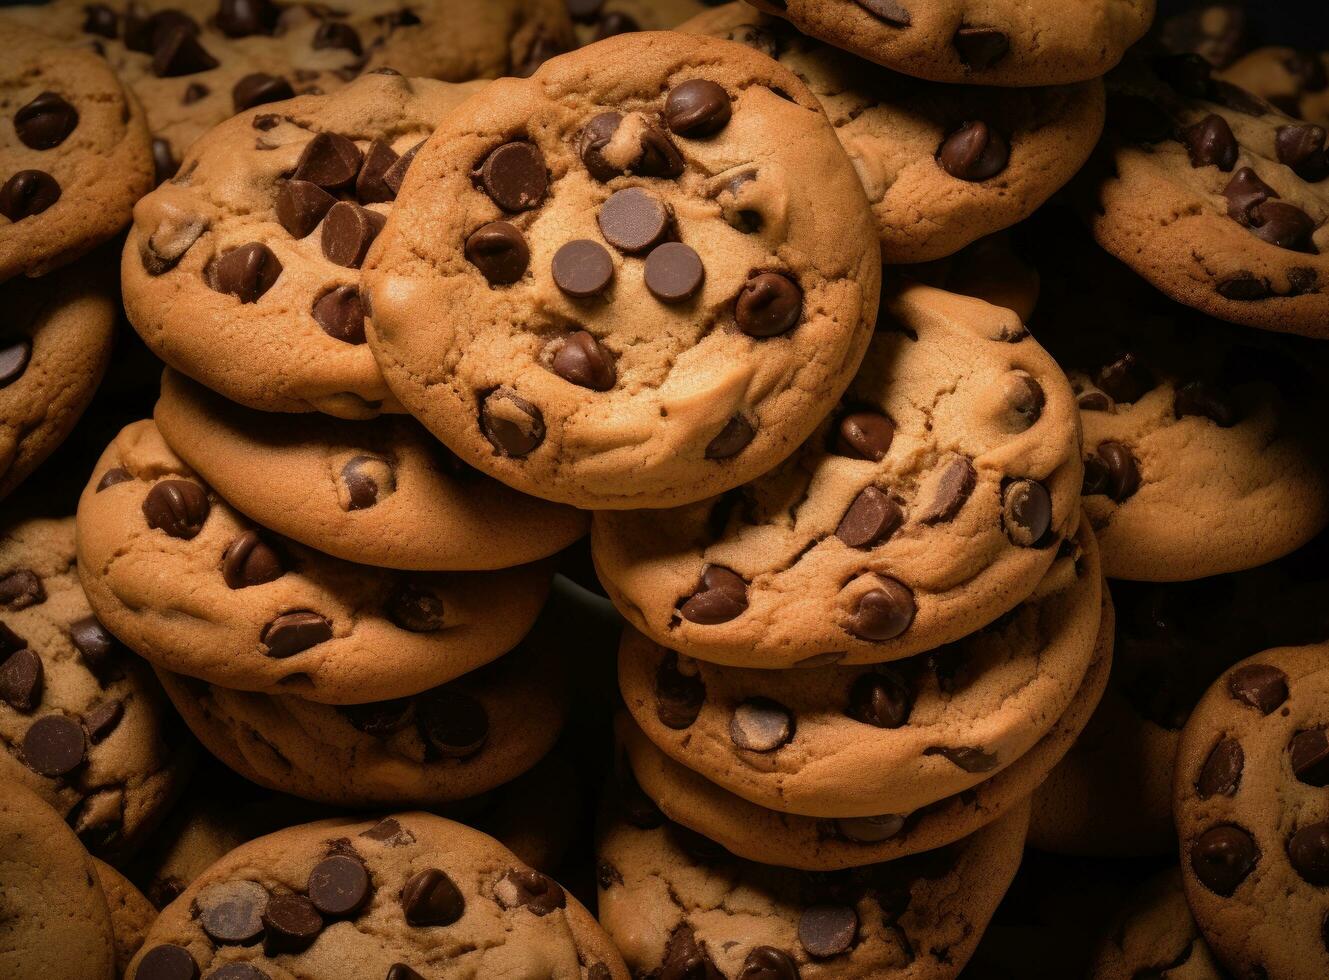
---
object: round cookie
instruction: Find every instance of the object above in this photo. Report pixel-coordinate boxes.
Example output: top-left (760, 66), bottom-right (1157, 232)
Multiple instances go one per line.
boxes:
top-left (597, 788), bottom-right (1029, 979)
top-left (570, 0), bottom-right (710, 44)
top-left (364, 30), bottom-right (881, 510)
top-left (592, 282), bottom-right (1082, 669)
top-left (1088, 868), bottom-right (1228, 980)
top-left (618, 517), bottom-right (1101, 819)
top-left (1174, 644), bottom-right (1329, 980)
top-left (155, 628), bottom-right (570, 806)
top-left (154, 368), bottom-right (587, 571)
top-left (618, 599), bottom-right (1110, 870)
top-left (2, 0), bottom-right (575, 182)
top-left (900, 231), bottom-right (1040, 323)
top-left (742, 0), bottom-right (1154, 87)
top-left (0, 255), bottom-right (116, 501)
top-left (128, 812), bottom-right (628, 979)
top-left (0, 23), bottom-right (153, 282)
top-left (1085, 53), bottom-right (1329, 338)
top-left (93, 857), bottom-right (157, 975)
top-left (1220, 47), bottom-right (1329, 126)
top-left (0, 778), bottom-right (117, 980)
top-left (76, 420), bottom-right (552, 703)
top-left (0, 515), bottom-right (192, 862)
top-left (123, 72), bottom-right (483, 419)
top-left (681, 4), bottom-right (1106, 263)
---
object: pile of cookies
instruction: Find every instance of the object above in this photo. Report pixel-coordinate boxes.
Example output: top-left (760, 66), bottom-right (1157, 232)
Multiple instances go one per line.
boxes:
top-left (1, 0), bottom-right (1328, 978)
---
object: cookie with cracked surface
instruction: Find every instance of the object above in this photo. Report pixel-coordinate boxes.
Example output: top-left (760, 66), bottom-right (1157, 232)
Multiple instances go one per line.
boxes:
top-left (1085, 53), bottom-right (1329, 338)
top-left (1220, 47), bottom-right (1329, 126)
top-left (0, 779), bottom-right (117, 980)
top-left (364, 30), bottom-right (880, 510)
top-left (93, 857), bottom-right (157, 975)
top-left (0, 23), bottom-right (153, 282)
top-left (0, 255), bottom-right (116, 502)
top-left (618, 516), bottom-right (1101, 819)
top-left (76, 420), bottom-right (552, 703)
top-left (0, 515), bottom-right (192, 862)
top-left (2, 0), bottom-right (574, 186)
top-left (128, 811), bottom-right (628, 979)
top-left (592, 282), bottom-right (1081, 669)
top-left (122, 72), bottom-right (484, 419)
top-left (741, 0), bottom-right (1153, 87)
top-left (1174, 643), bottom-right (1329, 980)
top-left (1088, 868), bottom-right (1228, 980)
top-left (899, 231), bottom-right (1040, 323)
top-left (681, 4), bottom-right (1106, 263)
top-left (597, 788), bottom-right (1028, 978)
top-left (570, 0), bottom-right (709, 44)
top-left (154, 369), bottom-right (587, 571)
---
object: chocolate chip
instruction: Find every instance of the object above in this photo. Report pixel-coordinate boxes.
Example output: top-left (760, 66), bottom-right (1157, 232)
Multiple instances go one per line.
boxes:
top-left (206, 965), bottom-right (269, 980)
top-left (82, 699), bottom-right (123, 743)
top-left (1183, 114), bottom-right (1238, 171)
top-left (308, 854), bottom-right (371, 917)
top-left (1174, 380), bottom-right (1238, 426)
top-left (646, 242), bottom-right (704, 303)
top-left (0, 338), bottom-right (32, 389)
top-left (1227, 663), bottom-right (1289, 713)
top-left (383, 139), bottom-right (424, 195)
top-left (848, 669), bottom-right (912, 728)
top-left (1000, 372), bottom-right (1044, 430)
top-left (1288, 821), bottom-right (1329, 885)
top-left (923, 745), bottom-right (998, 772)
top-left (738, 946), bottom-right (800, 980)
top-left (385, 582), bottom-right (445, 633)
top-left (232, 73), bottom-right (294, 111)
top-left (936, 120), bottom-right (1009, 181)
top-left (261, 611), bottom-right (333, 658)
top-left (665, 80), bottom-right (731, 138)
top-left (313, 285), bottom-right (367, 344)
top-left (0, 569), bottom-right (43, 610)
top-left (361, 817), bottom-right (413, 845)
top-left (222, 531), bottom-right (284, 589)
top-left (1083, 442), bottom-right (1139, 502)
top-left (340, 455), bottom-right (393, 509)
top-left (22, 715), bottom-right (85, 777)
top-left (82, 4), bottom-right (118, 37)
top-left (69, 616), bottom-right (120, 676)
top-left (183, 83), bottom-right (209, 104)
top-left (705, 415), bottom-right (755, 459)
top-left (1222, 167), bottom-right (1277, 223)
top-left (1291, 728), bottom-right (1329, 787)
top-left (579, 112), bottom-right (683, 182)
top-left (262, 893), bottom-right (323, 955)
top-left (834, 411), bottom-right (894, 461)
top-left (836, 486), bottom-right (902, 548)
top-left (1275, 124), bottom-right (1329, 181)
top-left (217, 0), bottom-right (279, 36)
top-left (313, 21), bottom-right (362, 55)
top-left (833, 814), bottom-right (905, 844)
top-left (276, 180), bottom-right (335, 238)
top-left (655, 651), bottom-right (706, 728)
top-left (475, 142), bottom-right (547, 212)
top-left (465, 221), bottom-right (530, 286)
top-left (660, 925), bottom-right (720, 979)
top-left (845, 579), bottom-right (915, 642)
top-left (798, 905), bottom-right (857, 958)
top-left (480, 388), bottom-right (545, 457)
top-left (730, 698), bottom-right (794, 752)
top-left (1197, 737), bottom-right (1243, 798)
top-left (1248, 200), bottom-right (1318, 253)
top-left (598, 187), bottom-right (670, 254)
top-left (400, 868), bottom-right (464, 926)
top-left (681, 565), bottom-right (748, 625)
top-left (142, 480), bottom-right (210, 539)
top-left (417, 687), bottom-right (488, 757)
top-left (210, 243), bottom-right (283, 302)
top-left (954, 26), bottom-right (1008, 69)
top-left (917, 455), bottom-right (976, 524)
top-left (293, 133), bottom-right (363, 190)
top-left (339, 696), bottom-right (413, 737)
top-left (735, 272), bottom-right (801, 337)
top-left (552, 330), bottom-right (616, 390)
top-left (1191, 824), bottom-right (1258, 895)
top-left (1096, 353), bottom-right (1153, 403)
top-left (0, 170), bottom-right (61, 220)
top-left (0, 650), bottom-right (42, 712)
top-left (385, 967), bottom-right (425, 980)
top-left (195, 879), bottom-right (268, 945)
top-left (152, 138), bottom-right (179, 185)
top-left (152, 26), bottom-right (218, 77)
top-left (854, 0), bottom-right (910, 25)
top-left (494, 868), bottom-right (566, 915)
top-left (96, 468), bottom-right (132, 492)
top-left (356, 140), bottom-right (400, 204)
top-left (321, 202), bottom-right (385, 268)
top-left (0, 622), bottom-right (22, 658)
top-left (551, 239), bottom-right (613, 298)
top-left (1216, 274), bottom-right (1271, 300)
top-left (1001, 479), bottom-right (1052, 547)
top-left (14, 92), bottom-right (79, 150)
top-left (136, 945), bottom-right (199, 980)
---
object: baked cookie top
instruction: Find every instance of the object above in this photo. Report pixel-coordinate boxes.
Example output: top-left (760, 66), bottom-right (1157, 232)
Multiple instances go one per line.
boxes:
top-left (0, 23), bottom-right (153, 281)
top-left (76, 420), bottom-right (552, 704)
top-left (742, 0), bottom-right (1154, 87)
top-left (1174, 643), bottom-right (1329, 980)
top-left (129, 812), bottom-right (628, 979)
top-left (1087, 53), bottom-right (1329, 337)
top-left (1220, 47), bottom-right (1329, 126)
top-left (592, 282), bottom-right (1082, 668)
top-left (364, 30), bottom-right (881, 509)
top-left (681, 3), bottom-right (1107, 263)
top-left (123, 72), bottom-right (482, 419)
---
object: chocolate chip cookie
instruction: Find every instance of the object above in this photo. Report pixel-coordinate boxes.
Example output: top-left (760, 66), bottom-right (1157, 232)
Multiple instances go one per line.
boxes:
top-left (93, 857), bottom-right (157, 975)
top-left (682, 4), bottom-right (1107, 263)
top-left (570, 0), bottom-right (709, 44)
top-left (76, 420), bottom-right (552, 703)
top-left (0, 23), bottom-right (153, 281)
top-left (1086, 53), bottom-right (1329, 337)
top-left (123, 71), bottom-right (484, 419)
top-left (593, 282), bottom-right (1082, 669)
top-left (1174, 643), bottom-right (1329, 980)
top-left (1220, 47), bottom-right (1329, 126)
top-left (154, 368), bottom-right (587, 571)
top-left (0, 514), bottom-right (192, 862)
top-left (742, 0), bottom-right (1154, 87)
top-left (1089, 868), bottom-right (1228, 980)
top-left (0, 778), bottom-right (117, 980)
top-left (128, 812), bottom-right (628, 979)
top-left (0, 255), bottom-right (116, 502)
top-left (597, 784), bottom-right (1029, 978)
top-left (364, 30), bottom-right (881, 509)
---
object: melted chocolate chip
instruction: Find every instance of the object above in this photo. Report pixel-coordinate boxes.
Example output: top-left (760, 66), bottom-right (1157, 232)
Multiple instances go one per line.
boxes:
top-left (217, 0), bottom-right (279, 37)
top-left (221, 531), bottom-right (284, 589)
top-left (1174, 379), bottom-right (1239, 426)
top-left (729, 698), bottom-right (794, 752)
top-left (954, 26), bottom-right (1009, 69)
top-left (261, 611), bottom-right (333, 658)
top-left (655, 651), bottom-right (706, 729)
top-left (494, 868), bottom-right (566, 915)
top-left (735, 273), bottom-right (802, 337)
top-left (69, 617), bottom-right (120, 677)
top-left (313, 285), bottom-right (367, 344)
top-left (937, 121), bottom-right (1009, 180)
top-left (835, 486), bottom-right (902, 548)
top-left (0, 170), bottom-right (61, 220)
top-left (14, 92), bottom-right (78, 150)
top-left (0, 569), bottom-right (43, 610)
top-left (1196, 737), bottom-right (1244, 798)
top-left (848, 669), bottom-right (912, 728)
top-left (0, 649), bottom-right (42, 713)
top-left (340, 455), bottom-right (394, 509)
top-left (1183, 114), bottom-right (1238, 170)
top-left (417, 687), bottom-right (488, 757)
top-left (210, 243), bottom-right (283, 302)
top-left (1191, 824), bottom-right (1258, 895)
top-left (142, 480), bottom-right (210, 538)
top-left (705, 415), bottom-right (755, 459)
top-left (480, 388), bottom-right (545, 457)
top-left (680, 566), bottom-right (748, 625)
top-left (340, 697), bottom-right (414, 737)
top-left (1290, 822), bottom-right (1329, 886)
top-left (854, 0), bottom-right (910, 25)
top-left (321, 202), bottom-right (386, 268)
top-left (465, 221), bottom-right (530, 286)
top-left (665, 80), bottom-right (732, 138)
top-left (400, 868), bottom-right (465, 925)
top-left (1227, 663), bottom-right (1289, 713)
top-left (1291, 728), bottom-right (1329, 787)
top-left (1083, 442), bottom-right (1139, 502)
top-left (475, 142), bottom-right (547, 212)
top-left (276, 179), bottom-right (336, 239)
top-left (552, 330), bottom-right (616, 390)
top-left (660, 925), bottom-right (722, 979)
top-left (293, 133), bottom-right (363, 190)
top-left (845, 579), bottom-right (915, 641)
top-left (579, 112), bottom-right (684, 182)
top-left (1001, 479), bottom-right (1052, 547)
top-left (834, 411), bottom-right (894, 461)
top-left (1275, 124), bottom-right (1329, 182)
top-left (233, 73), bottom-right (293, 111)
top-left (385, 582), bottom-right (446, 633)
top-left (0, 339), bottom-right (33, 389)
